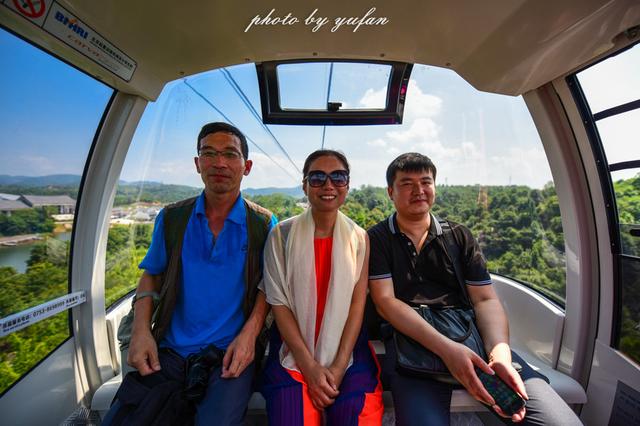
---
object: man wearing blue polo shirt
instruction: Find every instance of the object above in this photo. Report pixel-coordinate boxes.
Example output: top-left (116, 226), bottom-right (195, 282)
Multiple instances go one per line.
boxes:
top-left (106, 122), bottom-right (276, 425)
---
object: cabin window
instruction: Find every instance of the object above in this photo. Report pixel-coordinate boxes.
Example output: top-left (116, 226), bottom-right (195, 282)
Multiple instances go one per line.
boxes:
top-left (276, 62), bottom-right (392, 110)
top-left (576, 43), bottom-right (640, 364)
top-left (108, 62), bottom-right (567, 311)
top-left (257, 60), bottom-right (412, 125)
top-left (0, 27), bottom-right (113, 394)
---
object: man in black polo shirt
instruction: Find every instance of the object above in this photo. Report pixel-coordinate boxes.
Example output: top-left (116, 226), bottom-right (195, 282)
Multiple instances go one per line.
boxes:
top-left (368, 153), bottom-right (581, 425)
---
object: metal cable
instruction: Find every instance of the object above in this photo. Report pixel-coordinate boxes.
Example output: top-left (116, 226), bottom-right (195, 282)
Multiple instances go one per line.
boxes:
top-left (183, 79), bottom-right (298, 182)
top-left (321, 62), bottom-right (335, 149)
top-left (220, 69), bottom-right (302, 174)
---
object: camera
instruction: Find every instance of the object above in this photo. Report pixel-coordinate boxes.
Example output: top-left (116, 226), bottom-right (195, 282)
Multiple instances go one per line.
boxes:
top-left (183, 343), bottom-right (225, 402)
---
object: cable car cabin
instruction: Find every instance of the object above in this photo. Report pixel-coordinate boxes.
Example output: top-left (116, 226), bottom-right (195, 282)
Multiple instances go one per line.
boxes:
top-left (0, 1), bottom-right (639, 424)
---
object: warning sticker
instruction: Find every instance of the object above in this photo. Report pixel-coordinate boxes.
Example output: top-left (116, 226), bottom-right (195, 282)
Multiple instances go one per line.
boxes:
top-left (42, 2), bottom-right (136, 81)
top-left (0, 291), bottom-right (86, 337)
top-left (2, 0), bottom-right (137, 81)
top-left (4, 0), bottom-right (53, 26)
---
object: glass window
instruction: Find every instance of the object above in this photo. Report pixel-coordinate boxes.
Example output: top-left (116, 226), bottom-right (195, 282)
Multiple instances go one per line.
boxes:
top-left (277, 62), bottom-right (391, 110)
top-left (577, 42), bottom-right (640, 364)
top-left (577, 44), bottom-right (640, 114)
top-left (110, 62), bottom-right (566, 310)
top-left (593, 109), bottom-right (640, 167)
top-left (0, 28), bottom-right (113, 394)
top-left (612, 169), bottom-right (640, 258)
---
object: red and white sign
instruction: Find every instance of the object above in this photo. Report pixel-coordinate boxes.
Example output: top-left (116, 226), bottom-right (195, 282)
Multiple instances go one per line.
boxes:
top-left (5, 0), bottom-right (53, 26)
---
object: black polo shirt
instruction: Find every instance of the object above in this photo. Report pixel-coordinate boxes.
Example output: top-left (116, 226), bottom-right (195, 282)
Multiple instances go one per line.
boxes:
top-left (368, 213), bottom-right (491, 308)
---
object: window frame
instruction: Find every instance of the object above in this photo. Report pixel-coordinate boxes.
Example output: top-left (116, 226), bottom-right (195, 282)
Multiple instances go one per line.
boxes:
top-left (0, 24), bottom-right (116, 396)
top-left (568, 41), bottom-right (640, 351)
top-left (256, 59), bottom-right (413, 125)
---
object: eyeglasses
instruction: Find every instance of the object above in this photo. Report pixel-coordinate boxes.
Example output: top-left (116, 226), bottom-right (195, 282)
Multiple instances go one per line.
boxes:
top-left (198, 149), bottom-right (243, 161)
top-left (304, 170), bottom-right (350, 187)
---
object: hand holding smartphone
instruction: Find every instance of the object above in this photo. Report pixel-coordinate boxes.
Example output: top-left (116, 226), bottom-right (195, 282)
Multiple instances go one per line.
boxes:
top-left (475, 367), bottom-right (526, 416)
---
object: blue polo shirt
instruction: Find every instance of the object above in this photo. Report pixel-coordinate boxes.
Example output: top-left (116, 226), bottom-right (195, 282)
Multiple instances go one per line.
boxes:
top-left (139, 192), bottom-right (276, 357)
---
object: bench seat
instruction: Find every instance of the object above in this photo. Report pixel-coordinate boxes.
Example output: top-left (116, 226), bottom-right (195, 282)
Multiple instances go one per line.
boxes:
top-left (91, 341), bottom-right (586, 418)
top-left (94, 277), bottom-right (586, 418)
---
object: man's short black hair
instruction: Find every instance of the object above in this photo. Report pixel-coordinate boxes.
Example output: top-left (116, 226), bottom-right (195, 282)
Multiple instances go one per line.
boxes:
top-left (302, 149), bottom-right (350, 177)
top-left (197, 122), bottom-right (248, 159)
top-left (386, 152), bottom-right (437, 186)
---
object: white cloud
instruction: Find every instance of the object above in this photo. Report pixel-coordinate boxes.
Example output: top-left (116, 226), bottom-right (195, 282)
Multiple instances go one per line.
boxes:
top-left (367, 138), bottom-right (387, 147)
top-left (156, 160), bottom-right (198, 183)
top-left (369, 81), bottom-right (444, 150)
top-left (359, 82), bottom-right (445, 172)
top-left (359, 87), bottom-right (387, 109)
top-left (486, 146), bottom-right (551, 187)
top-left (348, 156), bottom-right (392, 188)
top-left (354, 78), bottom-right (552, 188)
top-left (386, 146), bottom-right (401, 155)
top-left (122, 157), bottom-right (199, 186)
top-left (388, 118), bottom-right (440, 144)
top-left (413, 140), bottom-right (464, 160)
top-left (403, 80), bottom-right (443, 122)
top-left (242, 152), bottom-right (303, 189)
top-left (416, 143), bottom-right (551, 187)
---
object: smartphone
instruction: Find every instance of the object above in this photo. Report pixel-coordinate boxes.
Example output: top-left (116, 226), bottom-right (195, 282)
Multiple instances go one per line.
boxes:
top-left (475, 368), bottom-right (526, 416)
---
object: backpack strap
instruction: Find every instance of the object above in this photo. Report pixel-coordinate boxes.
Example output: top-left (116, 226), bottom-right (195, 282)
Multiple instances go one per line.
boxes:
top-left (434, 215), bottom-right (472, 308)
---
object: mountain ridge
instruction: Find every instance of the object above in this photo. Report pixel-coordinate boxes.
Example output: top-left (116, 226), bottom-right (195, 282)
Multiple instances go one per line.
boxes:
top-left (0, 174), bottom-right (303, 197)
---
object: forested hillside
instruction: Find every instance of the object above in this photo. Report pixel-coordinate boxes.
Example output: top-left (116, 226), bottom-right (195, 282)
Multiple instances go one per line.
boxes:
top-left (250, 183), bottom-right (568, 299)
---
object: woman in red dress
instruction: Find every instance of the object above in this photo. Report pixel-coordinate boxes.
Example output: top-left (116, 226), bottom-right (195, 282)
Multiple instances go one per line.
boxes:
top-left (261, 150), bottom-right (383, 426)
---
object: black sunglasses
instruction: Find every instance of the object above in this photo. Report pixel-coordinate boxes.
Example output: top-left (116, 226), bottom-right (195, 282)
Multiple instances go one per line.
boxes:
top-left (305, 170), bottom-right (350, 187)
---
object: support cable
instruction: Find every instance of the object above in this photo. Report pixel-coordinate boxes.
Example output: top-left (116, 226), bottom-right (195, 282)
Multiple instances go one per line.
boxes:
top-left (220, 69), bottom-right (302, 174)
top-left (183, 79), bottom-right (298, 182)
top-left (321, 62), bottom-right (335, 149)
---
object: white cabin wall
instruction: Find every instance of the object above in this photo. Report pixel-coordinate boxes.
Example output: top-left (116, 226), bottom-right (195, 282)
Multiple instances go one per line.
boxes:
top-left (0, 339), bottom-right (79, 425)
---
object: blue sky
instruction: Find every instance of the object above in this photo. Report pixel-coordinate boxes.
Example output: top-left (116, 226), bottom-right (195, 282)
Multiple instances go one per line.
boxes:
top-left (0, 28), bottom-right (112, 177)
top-left (1, 26), bottom-right (637, 190)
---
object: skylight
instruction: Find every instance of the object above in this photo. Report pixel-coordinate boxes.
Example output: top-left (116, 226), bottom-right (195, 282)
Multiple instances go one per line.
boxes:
top-left (256, 60), bottom-right (412, 125)
top-left (277, 62), bottom-right (391, 110)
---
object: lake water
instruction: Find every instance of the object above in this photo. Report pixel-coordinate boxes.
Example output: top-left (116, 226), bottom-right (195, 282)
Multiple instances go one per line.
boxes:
top-left (0, 232), bottom-right (71, 273)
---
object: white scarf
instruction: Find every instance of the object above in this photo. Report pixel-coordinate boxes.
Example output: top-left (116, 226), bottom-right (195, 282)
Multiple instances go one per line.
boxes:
top-left (263, 208), bottom-right (367, 371)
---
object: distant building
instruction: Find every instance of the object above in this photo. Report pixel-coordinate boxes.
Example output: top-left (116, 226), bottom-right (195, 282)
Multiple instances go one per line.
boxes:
top-left (0, 199), bottom-right (30, 216)
top-left (146, 207), bottom-right (160, 220)
top-left (111, 208), bottom-right (127, 219)
top-left (19, 195), bottom-right (76, 214)
top-left (0, 193), bottom-right (21, 201)
top-left (51, 214), bottom-right (74, 222)
top-left (132, 211), bottom-right (151, 222)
